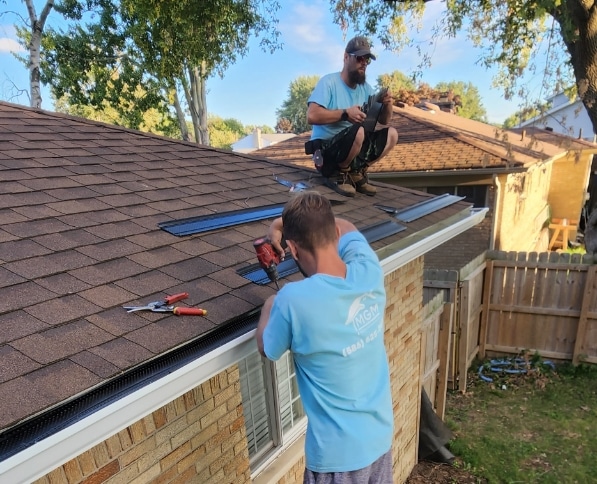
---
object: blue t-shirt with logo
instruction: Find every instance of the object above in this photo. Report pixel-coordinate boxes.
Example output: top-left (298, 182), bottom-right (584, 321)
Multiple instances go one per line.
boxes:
top-left (262, 231), bottom-right (393, 472)
top-left (308, 72), bottom-right (375, 141)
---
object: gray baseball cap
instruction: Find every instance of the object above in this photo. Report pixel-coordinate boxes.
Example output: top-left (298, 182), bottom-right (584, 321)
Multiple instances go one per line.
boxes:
top-left (345, 36), bottom-right (376, 60)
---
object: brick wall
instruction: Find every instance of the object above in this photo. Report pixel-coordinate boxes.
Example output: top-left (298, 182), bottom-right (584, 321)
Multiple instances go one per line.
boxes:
top-left (384, 258), bottom-right (424, 483)
top-left (33, 366), bottom-right (250, 484)
top-left (34, 260), bottom-right (425, 484)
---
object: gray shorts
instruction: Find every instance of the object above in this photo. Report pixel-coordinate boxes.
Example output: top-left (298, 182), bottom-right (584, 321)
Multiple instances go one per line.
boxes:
top-left (303, 449), bottom-right (393, 484)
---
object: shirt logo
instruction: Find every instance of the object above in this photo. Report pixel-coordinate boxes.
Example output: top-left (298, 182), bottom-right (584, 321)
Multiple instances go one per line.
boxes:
top-left (345, 292), bottom-right (381, 335)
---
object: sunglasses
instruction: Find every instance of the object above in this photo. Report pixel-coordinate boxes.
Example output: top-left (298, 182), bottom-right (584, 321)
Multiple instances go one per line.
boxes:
top-left (349, 53), bottom-right (371, 65)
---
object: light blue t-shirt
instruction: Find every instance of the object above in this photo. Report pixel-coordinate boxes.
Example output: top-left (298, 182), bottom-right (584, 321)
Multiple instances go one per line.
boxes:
top-left (263, 231), bottom-right (393, 473)
top-left (308, 72), bottom-right (375, 141)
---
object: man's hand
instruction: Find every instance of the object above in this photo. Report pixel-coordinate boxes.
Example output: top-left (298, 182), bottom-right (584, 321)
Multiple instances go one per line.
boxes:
top-left (381, 89), bottom-right (393, 107)
top-left (379, 89), bottom-right (394, 125)
top-left (346, 105), bottom-right (367, 124)
top-left (267, 217), bottom-right (285, 259)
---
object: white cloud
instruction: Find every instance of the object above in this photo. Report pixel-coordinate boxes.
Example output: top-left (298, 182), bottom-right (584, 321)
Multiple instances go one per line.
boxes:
top-left (279, 1), bottom-right (345, 71)
top-left (0, 37), bottom-right (24, 54)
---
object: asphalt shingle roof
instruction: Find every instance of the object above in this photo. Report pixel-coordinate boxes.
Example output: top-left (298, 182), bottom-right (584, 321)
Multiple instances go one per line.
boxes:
top-left (254, 103), bottom-right (586, 173)
top-left (0, 101), bottom-right (471, 432)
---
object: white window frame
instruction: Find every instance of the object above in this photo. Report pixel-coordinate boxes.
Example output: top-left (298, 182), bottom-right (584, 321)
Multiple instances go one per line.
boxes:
top-left (239, 349), bottom-right (307, 475)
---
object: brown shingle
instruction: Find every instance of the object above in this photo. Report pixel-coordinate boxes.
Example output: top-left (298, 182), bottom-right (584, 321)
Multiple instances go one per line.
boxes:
top-left (0, 100), bottom-right (474, 435)
top-left (0, 345), bottom-right (41, 383)
top-left (24, 294), bottom-right (103, 326)
top-left (11, 320), bottom-right (113, 364)
top-left (89, 338), bottom-right (154, 369)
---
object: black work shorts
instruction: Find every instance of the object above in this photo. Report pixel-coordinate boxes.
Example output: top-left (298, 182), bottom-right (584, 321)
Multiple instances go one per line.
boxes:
top-left (318, 124), bottom-right (389, 177)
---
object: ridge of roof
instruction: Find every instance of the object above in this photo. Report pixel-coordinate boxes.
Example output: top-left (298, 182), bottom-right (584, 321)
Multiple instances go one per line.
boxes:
top-left (392, 103), bottom-right (579, 162)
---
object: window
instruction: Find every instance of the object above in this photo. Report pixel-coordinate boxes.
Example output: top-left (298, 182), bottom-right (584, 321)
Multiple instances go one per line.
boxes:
top-left (239, 351), bottom-right (307, 468)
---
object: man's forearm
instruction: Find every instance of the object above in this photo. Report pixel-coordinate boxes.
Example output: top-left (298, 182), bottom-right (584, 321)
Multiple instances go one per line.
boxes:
top-left (256, 295), bottom-right (276, 357)
top-left (379, 102), bottom-right (393, 125)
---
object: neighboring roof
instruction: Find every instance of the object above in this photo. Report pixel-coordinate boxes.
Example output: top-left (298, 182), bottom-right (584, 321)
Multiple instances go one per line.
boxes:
top-left (0, 101), bottom-right (472, 435)
top-left (253, 104), bottom-right (590, 175)
top-left (231, 132), bottom-right (296, 154)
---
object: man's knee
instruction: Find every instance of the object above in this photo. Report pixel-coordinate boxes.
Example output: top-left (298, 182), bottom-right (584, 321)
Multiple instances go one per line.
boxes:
top-left (352, 127), bottom-right (365, 150)
top-left (386, 126), bottom-right (398, 149)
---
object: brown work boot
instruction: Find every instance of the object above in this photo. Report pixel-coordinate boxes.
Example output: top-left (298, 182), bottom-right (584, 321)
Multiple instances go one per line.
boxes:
top-left (350, 169), bottom-right (376, 196)
top-left (324, 169), bottom-right (356, 197)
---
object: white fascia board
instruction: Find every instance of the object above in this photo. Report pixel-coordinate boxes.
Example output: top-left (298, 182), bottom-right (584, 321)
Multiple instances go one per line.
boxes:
top-left (0, 207), bottom-right (488, 483)
top-left (0, 332), bottom-right (258, 484)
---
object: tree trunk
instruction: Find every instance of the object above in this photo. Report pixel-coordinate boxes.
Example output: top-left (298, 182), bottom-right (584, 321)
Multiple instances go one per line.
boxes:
top-left (186, 63), bottom-right (209, 145)
top-left (25, 0), bottom-right (54, 108)
top-left (171, 86), bottom-right (191, 142)
top-left (556, 1), bottom-right (597, 135)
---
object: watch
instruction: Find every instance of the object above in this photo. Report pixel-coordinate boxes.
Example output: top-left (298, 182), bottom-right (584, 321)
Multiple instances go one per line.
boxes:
top-left (340, 109), bottom-right (348, 121)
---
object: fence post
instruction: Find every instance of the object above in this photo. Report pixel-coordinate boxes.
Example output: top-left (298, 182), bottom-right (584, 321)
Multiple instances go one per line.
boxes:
top-left (573, 265), bottom-right (597, 365)
top-left (478, 259), bottom-right (493, 359)
top-left (435, 303), bottom-right (453, 420)
top-left (458, 280), bottom-right (470, 393)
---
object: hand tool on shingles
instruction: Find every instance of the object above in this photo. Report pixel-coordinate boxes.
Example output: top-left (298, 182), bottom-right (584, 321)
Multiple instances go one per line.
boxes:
top-left (273, 176), bottom-right (311, 192)
top-left (123, 292), bottom-right (207, 316)
top-left (253, 237), bottom-right (285, 290)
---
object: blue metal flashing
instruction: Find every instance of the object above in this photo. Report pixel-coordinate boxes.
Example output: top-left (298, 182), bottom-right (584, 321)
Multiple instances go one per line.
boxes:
top-left (237, 220), bottom-right (406, 285)
top-left (375, 193), bottom-right (465, 222)
top-left (158, 204), bottom-right (286, 236)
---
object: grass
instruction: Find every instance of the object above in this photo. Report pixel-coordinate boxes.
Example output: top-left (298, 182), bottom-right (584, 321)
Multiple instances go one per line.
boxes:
top-left (445, 359), bottom-right (597, 483)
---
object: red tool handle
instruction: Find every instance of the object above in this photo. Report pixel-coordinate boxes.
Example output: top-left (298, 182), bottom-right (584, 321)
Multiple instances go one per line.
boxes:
top-left (173, 307), bottom-right (207, 316)
top-left (165, 292), bottom-right (189, 304)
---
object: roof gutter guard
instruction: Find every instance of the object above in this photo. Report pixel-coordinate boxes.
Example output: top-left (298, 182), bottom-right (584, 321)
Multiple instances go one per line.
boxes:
top-left (0, 330), bottom-right (259, 483)
top-left (0, 207), bottom-right (487, 482)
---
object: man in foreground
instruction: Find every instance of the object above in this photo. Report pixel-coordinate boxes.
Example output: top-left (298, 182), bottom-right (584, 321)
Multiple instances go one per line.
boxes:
top-left (256, 192), bottom-right (394, 483)
top-left (306, 36), bottom-right (398, 197)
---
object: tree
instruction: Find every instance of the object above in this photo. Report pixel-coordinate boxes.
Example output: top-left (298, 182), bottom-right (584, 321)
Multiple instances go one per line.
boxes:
top-left (434, 81), bottom-right (487, 121)
top-left (502, 102), bottom-right (552, 129)
top-left (53, 91), bottom-right (181, 138)
top-left (13, 1), bottom-right (55, 108)
top-left (331, 0), bottom-right (597, 135)
top-left (377, 70), bottom-right (415, 93)
top-left (37, 0), bottom-right (280, 144)
top-left (276, 75), bottom-right (319, 134)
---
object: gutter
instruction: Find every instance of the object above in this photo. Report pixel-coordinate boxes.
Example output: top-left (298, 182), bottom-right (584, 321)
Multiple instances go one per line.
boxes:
top-left (370, 168), bottom-right (526, 179)
top-left (0, 206), bottom-right (487, 483)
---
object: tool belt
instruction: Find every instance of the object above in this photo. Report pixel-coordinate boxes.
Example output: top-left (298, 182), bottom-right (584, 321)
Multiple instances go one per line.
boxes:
top-left (304, 139), bottom-right (323, 155)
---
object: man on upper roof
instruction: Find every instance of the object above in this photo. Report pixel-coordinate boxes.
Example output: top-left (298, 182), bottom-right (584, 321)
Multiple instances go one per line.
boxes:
top-left (306, 36), bottom-right (399, 198)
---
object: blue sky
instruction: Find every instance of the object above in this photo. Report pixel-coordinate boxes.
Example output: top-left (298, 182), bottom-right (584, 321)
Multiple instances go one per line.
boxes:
top-left (0, 1), bottom-right (544, 128)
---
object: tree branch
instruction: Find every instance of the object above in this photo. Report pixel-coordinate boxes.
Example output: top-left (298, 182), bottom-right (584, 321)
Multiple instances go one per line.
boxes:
top-left (38, 0), bottom-right (55, 30)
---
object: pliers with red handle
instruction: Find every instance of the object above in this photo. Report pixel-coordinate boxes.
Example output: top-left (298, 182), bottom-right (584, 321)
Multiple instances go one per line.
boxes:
top-left (123, 292), bottom-right (207, 316)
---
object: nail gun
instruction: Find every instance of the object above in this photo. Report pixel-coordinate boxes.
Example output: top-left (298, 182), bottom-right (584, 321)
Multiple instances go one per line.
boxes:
top-left (253, 237), bottom-right (283, 290)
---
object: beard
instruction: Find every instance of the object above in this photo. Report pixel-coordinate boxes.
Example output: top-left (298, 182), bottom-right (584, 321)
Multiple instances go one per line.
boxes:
top-left (348, 68), bottom-right (366, 86)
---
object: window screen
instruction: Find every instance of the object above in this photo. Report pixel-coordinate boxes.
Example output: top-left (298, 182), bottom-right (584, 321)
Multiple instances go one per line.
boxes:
top-left (275, 352), bottom-right (305, 434)
top-left (239, 352), bottom-right (274, 460)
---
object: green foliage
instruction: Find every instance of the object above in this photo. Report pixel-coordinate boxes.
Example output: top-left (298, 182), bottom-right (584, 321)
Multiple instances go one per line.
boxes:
top-left (330, 0), bottom-right (597, 131)
top-left (35, 0), bottom-right (281, 142)
top-left (377, 70), bottom-right (415, 93)
top-left (207, 116), bottom-right (274, 150)
top-left (435, 81), bottom-right (487, 122)
top-left (502, 101), bottom-right (552, 128)
top-left (275, 75), bottom-right (319, 134)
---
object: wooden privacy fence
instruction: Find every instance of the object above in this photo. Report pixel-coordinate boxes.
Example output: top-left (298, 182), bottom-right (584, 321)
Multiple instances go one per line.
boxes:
top-left (419, 293), bottom-right (452, 420)
top-left (424, 253), bottom-right (487, 392)
top-left (480, 251), bottom-right (597, 365)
